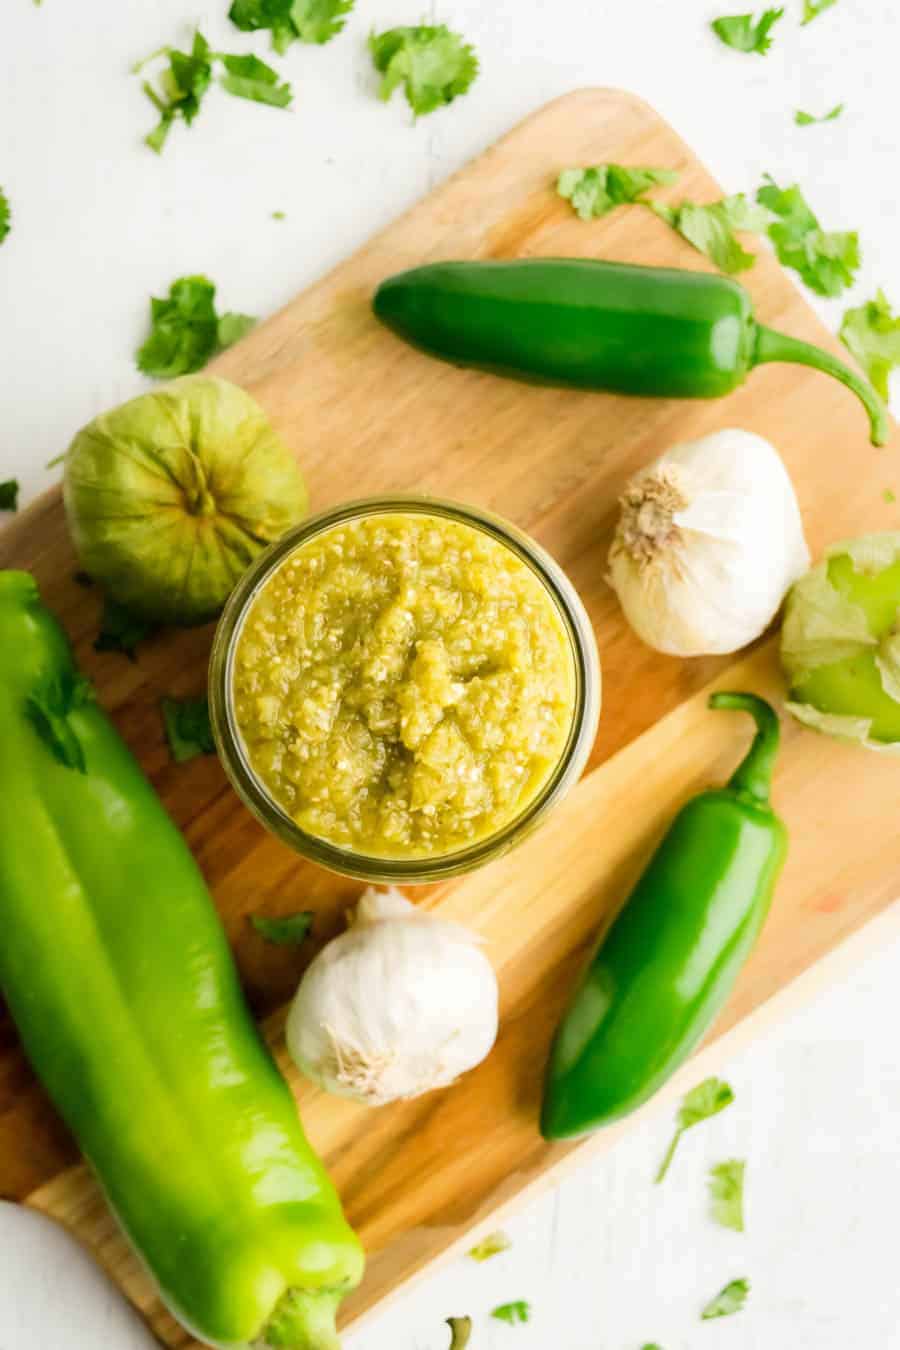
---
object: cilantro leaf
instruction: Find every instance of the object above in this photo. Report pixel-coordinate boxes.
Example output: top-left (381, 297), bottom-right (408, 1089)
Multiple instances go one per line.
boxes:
top-left (0, 188), bottom-right (10, 245)
top-left (136, 275), bottom-right (256, 379)
top-left (26, 672), bottom-right (94, 773)
top-left (218, 52), bottom-right (293, 107)
top-left (94, 596), bottom-right (159, 660)
top-left (0, 480), bottom-right (19, 511)
top-left (446, 1318), bottom-right (471, 1350)
top-left (840, 289), bottom-right (900, 401)
top-left (229, 0), bottom-right (353, 50)
top-left (709, 1158), bottom-right (745, 1232)
top-left (652, 195), bottom-right (766, 274)
top-left (491, 1302), bottom-right (530, 1326)
top-left (161, 696), bottom-right (215, 764)
top-left (802, 0), bottom-right (837, 22)
top-left (369, 26), bottom-right (478, 118)
top-left (711, 9), bottom-right (783, 54)
top-left (557, 165), bottom-right (678, 221)
top-left (757, 174), bottom-right (860, 296)
top-left (468, 1231), bottom-right (511, 1262)
top-left (655, 1077), bottom-right (735, 1183)
top-left (795, 102), bottom-right (844, 126)
top-left (701, 1278), bottom-right (750, 1320)
top-left (251, 911), bottom-right (314, 945)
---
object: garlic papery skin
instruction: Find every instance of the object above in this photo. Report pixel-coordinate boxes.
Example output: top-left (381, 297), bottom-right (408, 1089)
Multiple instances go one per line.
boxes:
top-left (608, 429), bottom-right (810, 657)
top-left (285, 887), bottom-right (499, 1106)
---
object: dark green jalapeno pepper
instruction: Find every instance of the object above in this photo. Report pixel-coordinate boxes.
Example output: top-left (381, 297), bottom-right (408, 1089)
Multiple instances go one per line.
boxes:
top-left (373, 259), bottom-right (888, 446)
top-left (0, 571), bottom-right (363, 1349)
top-left (540, 692), bottom-right (786, 1142)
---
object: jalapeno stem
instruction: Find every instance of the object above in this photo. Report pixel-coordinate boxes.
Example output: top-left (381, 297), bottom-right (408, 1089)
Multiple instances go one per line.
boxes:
top-left (709, 691), bottom-right (780, 805)
top-left (753, 324), bottom-right (889, 448)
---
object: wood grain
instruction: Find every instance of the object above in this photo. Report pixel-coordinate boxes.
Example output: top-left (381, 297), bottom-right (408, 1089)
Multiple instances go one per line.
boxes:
top-left (2, 88), bottom-right (898, 1342)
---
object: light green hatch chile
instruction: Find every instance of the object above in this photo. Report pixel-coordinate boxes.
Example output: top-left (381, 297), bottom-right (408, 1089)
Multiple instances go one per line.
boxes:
top-left (62, 376), bottom-right (309, 626)
top-left (0, 572), bottom-right (363, 1349)
top-left (781, 532), bottom-right (900, 751)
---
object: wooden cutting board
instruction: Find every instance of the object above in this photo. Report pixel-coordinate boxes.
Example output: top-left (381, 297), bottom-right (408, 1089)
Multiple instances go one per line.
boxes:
top-left (2, 88), bottom-right (899, 1344)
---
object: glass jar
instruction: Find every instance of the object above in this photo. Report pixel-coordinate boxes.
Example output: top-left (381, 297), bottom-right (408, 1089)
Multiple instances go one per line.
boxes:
top-left (209, 495), bottom-right (601, 883)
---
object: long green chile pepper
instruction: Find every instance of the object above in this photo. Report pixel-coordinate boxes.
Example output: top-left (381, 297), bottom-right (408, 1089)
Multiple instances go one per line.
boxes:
top-left (541, 692), bottom-right (787, 1141)
top-left (0, 571), bottom-right (364, 1350)
top-left (373, 259), bottom-right (888, 446)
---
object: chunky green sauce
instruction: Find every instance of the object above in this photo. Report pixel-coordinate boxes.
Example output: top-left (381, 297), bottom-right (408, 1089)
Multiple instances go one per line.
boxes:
top-left (233, 512), bottom-right (576, 858)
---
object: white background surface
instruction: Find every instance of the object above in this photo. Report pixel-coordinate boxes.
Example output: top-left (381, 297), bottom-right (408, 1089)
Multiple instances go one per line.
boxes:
top-left (2, 1), bottom-right (900, 1347)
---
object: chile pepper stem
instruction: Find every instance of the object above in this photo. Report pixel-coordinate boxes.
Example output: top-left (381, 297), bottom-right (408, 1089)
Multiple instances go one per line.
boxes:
top-left (709, 692), bottom-right (780, 805)
top-left (752, 323), bottom-right (889, 448)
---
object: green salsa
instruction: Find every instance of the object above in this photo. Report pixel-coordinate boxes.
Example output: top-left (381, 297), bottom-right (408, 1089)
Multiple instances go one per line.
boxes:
top-left (233, 512), bottom-right (576, 858)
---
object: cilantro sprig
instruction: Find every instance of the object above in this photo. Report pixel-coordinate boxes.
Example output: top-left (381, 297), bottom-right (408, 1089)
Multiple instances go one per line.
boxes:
top-left (230, 0), bottom-right (355, 52)
top-left (136, 275), bottom-right (256, 380)
top-left (841, 290), bottom-right (900, 400)
top-left (701, 1277), bottom-right (750, 1320)
top-left (655, 1077), bottom-right (735, 1183)
top-left (652, 195), bottom-right (767, 274)
top-left (711, 9), bottom-right (784, 54)
top-left (161, 696), bottom-right (216, 764)
top-left (757, 174), bottom-right (860, 296)
top-left (370, 26), bottom-right (478, 118)
top-left (557, 165), bottom-right (678, 221)
top-left (135, 30), bottom-right (292, 153)
top-left (709, 1158), bottom-right (746, 1232)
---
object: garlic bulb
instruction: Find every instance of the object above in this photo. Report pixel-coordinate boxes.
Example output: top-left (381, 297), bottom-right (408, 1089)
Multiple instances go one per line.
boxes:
top-left (285, 887), bottom-right (499, 1105)
top-left (608, 429), bottom-right (810, 656)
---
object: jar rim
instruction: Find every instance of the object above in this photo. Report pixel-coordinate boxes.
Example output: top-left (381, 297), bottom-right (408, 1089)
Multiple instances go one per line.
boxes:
top-left (209, 494), bottom-right (601, 883)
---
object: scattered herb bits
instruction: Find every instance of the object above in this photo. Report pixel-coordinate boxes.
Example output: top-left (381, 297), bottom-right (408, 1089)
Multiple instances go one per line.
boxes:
top-left (711, 9), bottom-right (784, 54)
top-left (136, 275), bottom-right (256, 379)
top-left (468, 1230), bottom-right (511, 1262)
top-left (557, 165), bottom-right (678, 221)
top-left (230, 0), bottom-right (354, 52)
top-left (757, 175), bottom-right (860, 297)
top-left (795, 103), bottom-right (844, 126)
top-left (709, 1158), bottom-right (746, 1232)
top-left (884, 489), bottom-right (897, 505)
top-left (652, 195), bottom-right (767, 274)
top-left (251, 912), bottom-right (314, 945)
top-left (94, 597), bottom-right (159, 661)
top-left (217, 53), bottom-right (292, 108)
top-left (0, 188), bottom-right (10, 245)
top-left (491, 1301), bottom-right (530, 1326)
top-left (841, 290), bottom-right (900, 400)
top-left (802, 0), bottom-right (838, 22)
top-left (161, 696), bottom-right (215, 764)
top-left (26, 672), bottom-right (94, 774)
top-left (0, 480), bottom-right (19, 511)
top-left (655, 1077), bottom-right (735, 1183)
top-left (701, 1277), bottom-right (750, 1320)
top-left (369, 25), bottom-right (478, 117)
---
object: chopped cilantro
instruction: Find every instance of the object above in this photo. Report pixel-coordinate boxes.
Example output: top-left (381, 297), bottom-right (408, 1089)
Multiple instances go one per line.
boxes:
top-left (468, 1231), bottom-right (511, 1262)
top-left (491, 1302), bottom-right (530, 1326)
top-left (161, 696), bottom-right (215, 764)
top-left (641, 1345), bottom-right (663, 1349)
top-left (840, 289), bottom-right (900, 400)
top-left (26, 672), bottom-right (94, 773)
top-left (0, 480), bottom-right (19, 511)
top-left (652, 195), bottom-right (767, 274)
top-left (446, 1318), bottom-right (471, 1350)
top-left (757, 174), bottom-right (860, 297)
top-left (557, 165), bottom-right (678, 221)
top-left (218, 52), bottom-right (292, 107)
top-left (709, 1159), bottom-right (745, 1232)
top-left (795, 103), bottom-right (844, 126)
top-left (0, 188), bottom-right (10, 245)
top-left (136, 30), bottom-right (292, 152)
top-left (230, 0), bottom-right (354, 52)
top-left (885, 489), bottom-right (897, 505)
top-left (272, 210), bottom-right (286, 220)
top-left (251, 912), bottom-right (314, 945)
top-left (711, 9), bottom-right (783, 54)
top-left (655, 1077), bottom-right (735, 1183)
top-left (802, 0), bottom-right (837, 22)
top-left (94, 596), bottom-right (159, 660)
top-left (136, 275), bottom-right (256, 379)
top-left (701, 1278), bottom-right (750, 1320)
top-left (369, 26), bottom-right (478, 118)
